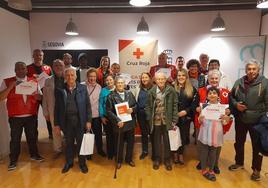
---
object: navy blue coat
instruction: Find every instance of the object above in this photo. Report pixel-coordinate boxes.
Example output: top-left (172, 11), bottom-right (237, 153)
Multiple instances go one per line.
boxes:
top-left (254, 115), bottom-right (268, 156)
top-left (54, 82), bottom-right (92, 134)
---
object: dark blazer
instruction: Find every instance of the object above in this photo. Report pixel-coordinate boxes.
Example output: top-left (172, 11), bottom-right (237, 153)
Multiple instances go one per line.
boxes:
top-left (54, 82), bottom-right (92, 134)
top-left (106, 90), bottom-right (137, 132)
top-left (177, 87), bottom-right (199, 123)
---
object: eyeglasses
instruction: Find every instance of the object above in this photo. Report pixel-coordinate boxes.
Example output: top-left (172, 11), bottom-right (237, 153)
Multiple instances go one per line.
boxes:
top-left (178, 60), bottom-right (184, 63)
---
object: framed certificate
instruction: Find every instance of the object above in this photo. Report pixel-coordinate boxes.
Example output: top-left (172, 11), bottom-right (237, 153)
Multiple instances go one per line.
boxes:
top-left (200, 103), bottom-right (229, 120)
top-left (115, 102), bottom-right (132, 122)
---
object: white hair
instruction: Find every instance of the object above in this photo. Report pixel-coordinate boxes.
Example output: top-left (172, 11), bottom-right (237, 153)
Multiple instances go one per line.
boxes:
top-left (155, 72), bottom-right (167, 79)
top-left (245, 59), bottom-right (261, 71)
top-left (64, 67), bottom-right (77, 75)
top-left (208, 69), bottom-right (221, 81)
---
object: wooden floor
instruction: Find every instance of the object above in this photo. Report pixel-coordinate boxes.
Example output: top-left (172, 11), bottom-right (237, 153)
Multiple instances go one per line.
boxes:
top-left (0, 130), bottom-right (268, 188)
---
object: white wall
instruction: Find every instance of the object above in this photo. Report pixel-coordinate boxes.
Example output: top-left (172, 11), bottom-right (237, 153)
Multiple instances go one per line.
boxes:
top-left (0, 8), bottom-right (32, 156)
top-left (29, 10), bottom-right (261, 61)
top-left (29, 10), bottom-right (262, 140)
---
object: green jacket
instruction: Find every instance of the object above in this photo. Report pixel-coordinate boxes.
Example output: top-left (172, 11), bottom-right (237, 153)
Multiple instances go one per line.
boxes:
top-left (230, 75), bottom-right (268, 124)
top-left (145, 85), bottom-right (178, 132)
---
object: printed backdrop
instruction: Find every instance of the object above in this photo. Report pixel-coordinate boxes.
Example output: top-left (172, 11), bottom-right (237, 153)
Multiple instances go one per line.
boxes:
top-left (119, 39), bottom-right (158, 89)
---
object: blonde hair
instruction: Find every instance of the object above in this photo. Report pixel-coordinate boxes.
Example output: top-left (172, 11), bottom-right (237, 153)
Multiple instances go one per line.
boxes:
top-left (174, 68), bottom-right (193, 98)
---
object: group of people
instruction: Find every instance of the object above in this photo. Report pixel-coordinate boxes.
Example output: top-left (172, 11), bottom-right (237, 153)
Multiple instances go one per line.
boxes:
top-left (0, 49), bottom-right (267, 182)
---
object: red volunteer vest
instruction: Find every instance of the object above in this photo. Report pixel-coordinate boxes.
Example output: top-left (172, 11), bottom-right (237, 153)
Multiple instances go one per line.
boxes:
top-left (4, 77), bottom-right (38, 117)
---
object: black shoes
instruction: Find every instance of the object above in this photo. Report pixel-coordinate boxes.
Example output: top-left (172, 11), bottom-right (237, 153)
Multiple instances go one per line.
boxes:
top-left (228, 164), bottom-right (244, 171)
top-left (139, 152), bottom-right (148, 160)
top-left (164, 162), bottom-right (172, 171)
top-left (31, 155), bottom-right (44, 162)
top-left (8, 162), bottom-right (17, 171)
top-left (213, 166), bottom-right (220, 174)
top-left (153, 161), bottom-right (160, 170)
top-left (61, 163), bottom-right (73, 173)
top-left (196, 162), bottom-right (201, 170)
top-left (127, 161), bottom-right (135, 167)
top-left (203, 171), bottom-right (216, 182)
top-left (251, 170), bottom-right (261, 181)
top-left (80, 165), bottom-right (88, 174)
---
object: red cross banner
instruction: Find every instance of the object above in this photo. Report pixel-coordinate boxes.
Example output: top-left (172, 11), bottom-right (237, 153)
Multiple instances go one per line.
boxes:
top-left (119, 39), bottom-right (158, 89)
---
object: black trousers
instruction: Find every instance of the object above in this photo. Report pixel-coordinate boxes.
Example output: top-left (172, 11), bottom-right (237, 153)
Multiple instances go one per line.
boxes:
top-left (152, 125), bottom-right (171, 163)
top-left (114, 128), bottom-right (135, 163)
top-left (9, 116), bottom-right (39, 163)
top-left (65, 115), bottom-right (85, 166)
top-left (92, 117), bottom-right (104, 153)
top-left (176, 119), bottom-right (191, 155)
top-left (137, 111), bottom-right (152, 154)
top-left (234, 117), bottom-right (263, 171)
top-left (103, 119), bottom-right (114, 158)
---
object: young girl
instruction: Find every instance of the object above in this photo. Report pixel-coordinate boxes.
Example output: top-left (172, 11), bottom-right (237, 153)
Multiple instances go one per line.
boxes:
top-left (198, 86), bottom-right (231, 181)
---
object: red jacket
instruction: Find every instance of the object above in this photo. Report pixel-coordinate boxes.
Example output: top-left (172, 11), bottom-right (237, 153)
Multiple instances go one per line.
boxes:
top-left (27, 63), bottom-right (52, 78)
top-left (149, 64), bottom-right (177, 80)
top-left (194, 86), bottom-right (232, 134)
top-left (4, 77), bottom-right (39, 117)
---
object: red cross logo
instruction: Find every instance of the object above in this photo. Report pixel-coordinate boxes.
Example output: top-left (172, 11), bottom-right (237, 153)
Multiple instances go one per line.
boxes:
top-left (133, 48), bottom-right (144, 59)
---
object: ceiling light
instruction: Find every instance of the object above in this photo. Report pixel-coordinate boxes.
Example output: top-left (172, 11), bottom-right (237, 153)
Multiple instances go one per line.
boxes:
top-left (137, 16), bottom-right (149, 34)
top-left (129, 0), bottom-right (151, 7)
top-left (257, 0), bottom-right (268, 8)
top-left (8, 0), bottom-right (32, 11)
top-left (65, 17), bottom-right (79, 36)
top-left (211, 13), bottom-right (226, 32)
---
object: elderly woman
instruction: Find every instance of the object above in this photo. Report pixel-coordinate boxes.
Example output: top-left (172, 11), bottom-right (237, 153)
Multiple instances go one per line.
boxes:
top-left (106, 76), bottom-right (137, 169)
top-left (186, 59), bottom-right (206, 89)
top-left (84, 68), bottom-right (106, 157)
top-left (195, 69), bottom-right (232, 174)
top-left (97, 56), bottom-right (112, 87)
top-left (99, 74), bottom-right (116, 159)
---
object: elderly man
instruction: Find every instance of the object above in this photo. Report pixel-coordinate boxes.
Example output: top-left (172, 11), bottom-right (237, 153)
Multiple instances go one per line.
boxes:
top-left (146, 72), bottom-right (178, 171)
top-left (0, 62), bottom-right (44, 171)
top-left (42, 59), bottom-right (65, 158)
top-left (27, 49), bottom-right (53, 139)
top-left (150, 52), bottom-right (177, 83)
top-left (229, 59), bottom-right (268, 181)
top-left (54, 68), bottom-right (92, 174)
top-left (199, 53), bottom-right (209, 75)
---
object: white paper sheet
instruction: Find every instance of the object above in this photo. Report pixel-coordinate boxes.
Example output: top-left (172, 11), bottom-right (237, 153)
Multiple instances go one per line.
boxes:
top-left (37, 72), bottom-right (50, 89)
top-left (15, 81), bottom-right (37, 95)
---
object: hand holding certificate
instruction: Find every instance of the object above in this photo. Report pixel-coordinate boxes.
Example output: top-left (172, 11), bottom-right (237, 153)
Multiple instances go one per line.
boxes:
top-left (115, 102), bottom-right (132, 122)
top-left (15, 80), bottom-right (38, 95)
top-left (200, 103), bottom-right (229, 121)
